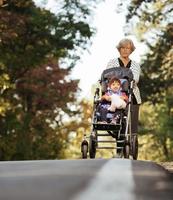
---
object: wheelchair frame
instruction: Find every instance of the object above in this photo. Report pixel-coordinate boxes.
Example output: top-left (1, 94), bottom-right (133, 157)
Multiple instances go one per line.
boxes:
top-left (81, 81), bottom-right (138, 159)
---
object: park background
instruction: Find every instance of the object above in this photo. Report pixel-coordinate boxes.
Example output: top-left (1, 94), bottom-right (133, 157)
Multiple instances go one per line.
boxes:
top-left (0, 0), bottom-right (172, 161)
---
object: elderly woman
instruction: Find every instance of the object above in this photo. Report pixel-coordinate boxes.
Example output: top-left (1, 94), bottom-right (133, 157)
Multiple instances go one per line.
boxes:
top-left (106, 38), bottom-right (141, 158)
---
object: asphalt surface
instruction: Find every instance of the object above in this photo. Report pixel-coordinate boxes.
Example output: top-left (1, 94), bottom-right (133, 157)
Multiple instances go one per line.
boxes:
top-left (0, 159), bottom-right (173, 200)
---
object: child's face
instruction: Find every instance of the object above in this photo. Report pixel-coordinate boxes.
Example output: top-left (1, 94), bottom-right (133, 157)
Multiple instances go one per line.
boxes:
top-left (110, 80), bottom-right (120, 91)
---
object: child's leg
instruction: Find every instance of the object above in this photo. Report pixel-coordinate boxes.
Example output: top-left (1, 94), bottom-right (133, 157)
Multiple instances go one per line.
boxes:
top-left (99, 107), bottom-right (108, 121)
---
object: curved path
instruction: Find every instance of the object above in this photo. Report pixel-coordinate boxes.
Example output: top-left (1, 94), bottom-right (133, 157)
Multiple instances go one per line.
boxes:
top-left (0, 159), bottom-right (173, 200)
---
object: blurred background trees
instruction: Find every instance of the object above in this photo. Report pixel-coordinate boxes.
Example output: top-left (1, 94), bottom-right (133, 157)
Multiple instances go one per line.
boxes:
top-left (118, 0), bottom-right (173, 161)
top-left (0, 0), bottom-right (97, 160)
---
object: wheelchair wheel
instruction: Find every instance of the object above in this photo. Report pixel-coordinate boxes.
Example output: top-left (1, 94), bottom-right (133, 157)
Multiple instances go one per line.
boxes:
top-left (124, 143), bottom-right (130, 158)
top-left (89, 135), bottom-right (96, 159)
top-left (131, 135), bottom-right (138, 160)
top-left (82, 144), bottom-right (88, 159)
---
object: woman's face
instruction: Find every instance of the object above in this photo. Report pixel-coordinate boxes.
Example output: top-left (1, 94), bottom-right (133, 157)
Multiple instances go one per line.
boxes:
top-left (119, 43), bottom-right (132, 58)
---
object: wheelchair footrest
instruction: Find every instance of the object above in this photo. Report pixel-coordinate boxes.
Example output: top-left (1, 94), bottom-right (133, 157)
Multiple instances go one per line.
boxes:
top-left (117, 140), bottom-right (125, 143)
top-left (97, 140), bottom-right (116, 143)
top-left (97, 133), bottom-right (111, 136)
top-left (93, 123), bottom-right (120, 131)
top-left (97, 147), bottom-right (116, 149)
top-left (96, 146), bottom-right (124, 149)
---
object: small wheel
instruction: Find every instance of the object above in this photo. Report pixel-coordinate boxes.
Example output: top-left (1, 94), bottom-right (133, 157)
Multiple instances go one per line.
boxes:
top-left (131, 135), bottom-right (138, 160)
top-left (124, 144), bottom-right (130, 158)
top-left (89, 135), bottom-right (96, 159)
top-left (82, 144), bottom-right (88, 159)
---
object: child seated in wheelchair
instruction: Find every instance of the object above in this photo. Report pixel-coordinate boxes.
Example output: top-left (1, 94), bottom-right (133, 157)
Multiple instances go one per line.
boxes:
top-left (97, 77), bottom-right (128, 124)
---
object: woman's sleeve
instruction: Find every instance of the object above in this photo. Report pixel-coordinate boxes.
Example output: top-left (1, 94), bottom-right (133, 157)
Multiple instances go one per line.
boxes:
top-left (106, 59), bottom-right (119, 69)
top-left (131, 62), bottom-right (141, 83)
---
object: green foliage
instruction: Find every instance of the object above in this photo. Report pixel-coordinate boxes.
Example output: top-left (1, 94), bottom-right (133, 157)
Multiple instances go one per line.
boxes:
top-left (61, 99), bottom-right (93, 158)
top-left (140, 24), bottom-right (173, 103)
top-left (0, 63), bottom-right (13, 116)
top-left (15, 59), bottom-right (79, 113)
top-left (0, 0), bottom-right (95, 79)
top-left (119, 0), bottom-right (173, 161)
top-left (139, 100), bottom-right (173, 161)
top-left (0, 0), bottom-right (98, 160)
top-left (35, 0), bottom-right (98, 65)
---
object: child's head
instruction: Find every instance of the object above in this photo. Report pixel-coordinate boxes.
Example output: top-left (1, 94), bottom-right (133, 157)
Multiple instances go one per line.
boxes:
top-left (108, 77), bottom-right (121, 91)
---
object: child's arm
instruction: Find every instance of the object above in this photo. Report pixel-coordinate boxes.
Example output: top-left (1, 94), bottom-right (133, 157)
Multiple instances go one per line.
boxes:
top-left (120, 93), bottom-right (128, 102)
top-left (101, 94), bottom-right (111, 101)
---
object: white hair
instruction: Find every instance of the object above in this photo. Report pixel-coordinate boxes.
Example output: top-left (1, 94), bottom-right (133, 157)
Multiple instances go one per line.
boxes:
top-left (116, 38), bottom-right (136, 52)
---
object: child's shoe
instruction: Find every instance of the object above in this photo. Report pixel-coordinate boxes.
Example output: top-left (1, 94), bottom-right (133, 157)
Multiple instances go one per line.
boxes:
top-left (110, 118), bottom-right (117, 125)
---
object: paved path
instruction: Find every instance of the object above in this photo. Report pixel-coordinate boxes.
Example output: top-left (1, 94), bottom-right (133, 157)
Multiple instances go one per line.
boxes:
top-left (0, 159), bottom-right (173, 200)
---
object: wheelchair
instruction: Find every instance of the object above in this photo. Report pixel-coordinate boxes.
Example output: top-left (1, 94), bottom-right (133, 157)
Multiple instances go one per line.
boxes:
top-left (81, 67), bottom-right (138, 159)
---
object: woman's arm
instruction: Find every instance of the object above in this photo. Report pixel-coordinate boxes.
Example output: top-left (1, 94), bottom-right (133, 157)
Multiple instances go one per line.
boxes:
top-left (130, 61), bottom-right (141, 83)
top-left (106, 58), bottom-right (119, 69)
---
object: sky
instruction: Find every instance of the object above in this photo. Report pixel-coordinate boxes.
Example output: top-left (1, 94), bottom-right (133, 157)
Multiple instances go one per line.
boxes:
top-left (35, 0), bottom-right (146, 99)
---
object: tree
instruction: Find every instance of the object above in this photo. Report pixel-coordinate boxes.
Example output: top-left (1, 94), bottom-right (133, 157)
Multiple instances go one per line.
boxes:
top-left (60, 99), bottom-right (93, 158)
top-left (139, 24), bottom-right (173, 103)
top-left (0, 0), bottom-right (95, 77)
top-left (120, 0), bottom-right (173, 102)
top-left (119, 0), bottom-right (173, 161)
top-left (0, 0), bottom-right (99, 160)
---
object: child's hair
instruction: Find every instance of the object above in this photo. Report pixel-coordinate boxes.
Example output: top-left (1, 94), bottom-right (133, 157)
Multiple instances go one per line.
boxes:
top-left (108, 77), bottom-right (121, 87)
